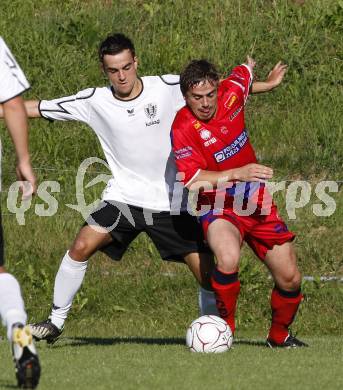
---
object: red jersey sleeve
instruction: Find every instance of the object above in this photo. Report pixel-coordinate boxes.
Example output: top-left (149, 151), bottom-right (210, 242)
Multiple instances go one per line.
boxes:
top-left (221, 64), bottom-right (253, 105)
top-left (171, 111), bottom-right (208, 186)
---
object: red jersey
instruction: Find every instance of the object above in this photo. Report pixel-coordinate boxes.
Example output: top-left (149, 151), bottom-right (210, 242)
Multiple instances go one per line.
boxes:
top-left (172, 64), bottom-right (294, 258)
top-left (172, 64), bottom-right (263, 209)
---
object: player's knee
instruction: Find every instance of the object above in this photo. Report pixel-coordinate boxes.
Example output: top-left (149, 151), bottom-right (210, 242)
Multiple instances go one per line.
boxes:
top-left (215, 248), bottom-right (240, 273)
top-left (278, 268), bottom-right (302, 291)
top-left (69, 238), bottom-right (90, 260)
top-left (292, 269), bottom-right (302, 290)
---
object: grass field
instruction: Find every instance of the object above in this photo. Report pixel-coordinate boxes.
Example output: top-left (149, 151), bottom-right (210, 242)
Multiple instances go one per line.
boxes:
top-left (0, 0), bottom-right (342, 388)
top-left (1, 336), bottom-right (343, 390)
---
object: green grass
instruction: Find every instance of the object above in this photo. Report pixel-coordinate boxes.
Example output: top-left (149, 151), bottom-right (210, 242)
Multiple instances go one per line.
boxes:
top-left (0, 0), bottom-right (342, 175)
top-left (0, 0), bottom-right (341, 337)
top-left (1, 336), bottom-right (342, 390)
top-left (0, 0), bottom-right (342, 388)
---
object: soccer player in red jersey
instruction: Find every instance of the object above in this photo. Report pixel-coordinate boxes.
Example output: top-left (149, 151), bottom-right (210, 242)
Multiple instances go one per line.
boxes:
top-left (171, 57), bottom-right (307, 348)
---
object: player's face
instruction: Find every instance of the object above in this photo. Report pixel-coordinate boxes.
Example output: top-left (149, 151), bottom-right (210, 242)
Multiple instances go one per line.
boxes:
top-left (102, 49), bottom-right (139, 99)
top-left (185, 80), bottom-right (218, 122)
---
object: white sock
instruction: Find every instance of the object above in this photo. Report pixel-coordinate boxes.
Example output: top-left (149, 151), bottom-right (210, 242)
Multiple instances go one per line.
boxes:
top-left (0, 273), bottom-right (27, 340)
top-left (50, 251), bottom-right (88, 329)
top-left (198, 287), bottom-right (219, 316)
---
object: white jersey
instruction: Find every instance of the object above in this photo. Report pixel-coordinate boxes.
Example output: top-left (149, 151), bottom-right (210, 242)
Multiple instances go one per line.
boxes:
top-left (39, 75), bottom-right (186, 211)
top-left (0, 37), bottom-right (30, 103)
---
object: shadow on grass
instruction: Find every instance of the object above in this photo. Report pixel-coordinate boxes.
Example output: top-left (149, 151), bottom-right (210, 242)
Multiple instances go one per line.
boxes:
top-left (0, 380), bottom-right (18, 389)
top-left (53, 336), bottom-right (185, 348)
top-left (234, 338), bottom-right (267, 347)
top-left (49, 336), bottom-right (267, 348)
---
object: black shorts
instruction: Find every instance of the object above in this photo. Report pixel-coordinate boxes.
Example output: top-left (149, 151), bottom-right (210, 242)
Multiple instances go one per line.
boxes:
top-left (85, 201), bottom-right (209, 262)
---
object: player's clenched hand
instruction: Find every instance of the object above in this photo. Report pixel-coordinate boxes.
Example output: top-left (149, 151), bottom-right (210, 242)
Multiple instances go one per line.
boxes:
top-left (231, 163), bottom-right (273, 182)
top-left (266, 61), bottom-right (287, 89)
top-left (16, 161), bottom-right (37, 199)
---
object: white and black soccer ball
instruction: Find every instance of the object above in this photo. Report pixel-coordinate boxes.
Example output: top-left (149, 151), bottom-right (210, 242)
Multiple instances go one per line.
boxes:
top-left (186, 315), bottom-right (233, 353)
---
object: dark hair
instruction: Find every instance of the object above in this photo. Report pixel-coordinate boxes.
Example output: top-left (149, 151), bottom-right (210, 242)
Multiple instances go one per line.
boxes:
top-left (180, 59), bottom-right (219, 96)
top-left (99, 33), bottom-right (135, 63)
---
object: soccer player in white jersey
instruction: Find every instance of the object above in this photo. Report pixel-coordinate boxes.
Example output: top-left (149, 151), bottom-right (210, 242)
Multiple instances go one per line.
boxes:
top-left (0, 37), bottom-right (40, 388)
top-left (0, 34), bottom-right (286, 343)
top-left (12, 33), bottom-right (218, 342)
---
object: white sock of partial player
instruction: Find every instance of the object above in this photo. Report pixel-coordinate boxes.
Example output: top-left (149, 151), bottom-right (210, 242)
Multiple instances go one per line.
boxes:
top-left (198, 287), bottom-right (219, 316)
top-left (50, 251), bottom-right (88, 329)
top-left (0, 273), bottom-right (27, 340)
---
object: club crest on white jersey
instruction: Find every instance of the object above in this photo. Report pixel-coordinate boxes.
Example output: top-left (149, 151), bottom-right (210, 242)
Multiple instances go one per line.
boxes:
top-left (144, 102), bottom-right (160, 126)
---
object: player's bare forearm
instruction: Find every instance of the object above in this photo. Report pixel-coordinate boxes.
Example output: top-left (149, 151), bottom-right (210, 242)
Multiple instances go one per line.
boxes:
top-left (0, 99), bottom-right (40, 118)
top-left (251, 81), bottom-right (273, 93)
top-left (24, 100), bottom-right (41, 117)
top-left (251, 61), bottom-right (287, 93)
top-left (186, 163), bottom-right (273, 191)
top-left (3, 96), bottom-right (31, 163)
top-left (3, 96), bottom-right (37, 195)
top-left (252, 80), bottom-right (281, 93)
top-left (187, 170), bottom-right (236, 191)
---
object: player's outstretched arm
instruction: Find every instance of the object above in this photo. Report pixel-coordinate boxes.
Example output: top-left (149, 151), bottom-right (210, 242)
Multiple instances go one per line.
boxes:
top-left (23, 100), bottom-right (41, 118)
top-left (0, 99), bottom-right (41, 118)
top-left (251, 61), bottom-right (287, 93)
top-left (3, 95), bottom-right (37, 197)
top-left (187, 163), bottom-right (273, 191)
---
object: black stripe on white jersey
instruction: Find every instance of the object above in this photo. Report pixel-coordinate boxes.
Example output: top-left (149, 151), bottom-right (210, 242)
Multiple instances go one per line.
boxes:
top-left (4, 50), bottom-right (27, 90)
top-left (159, 76), bottom-right (180, 86)
top-left (0, 88), bottom-right (30, 104)
top-left (39, 88), bottom-right (96, 119)
top-left (4, 50), bottom-right (17, 69)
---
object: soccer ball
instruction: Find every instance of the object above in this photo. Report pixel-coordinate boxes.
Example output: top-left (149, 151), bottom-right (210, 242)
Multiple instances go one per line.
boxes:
top-left (186, 315), bottom-right (233, 353)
